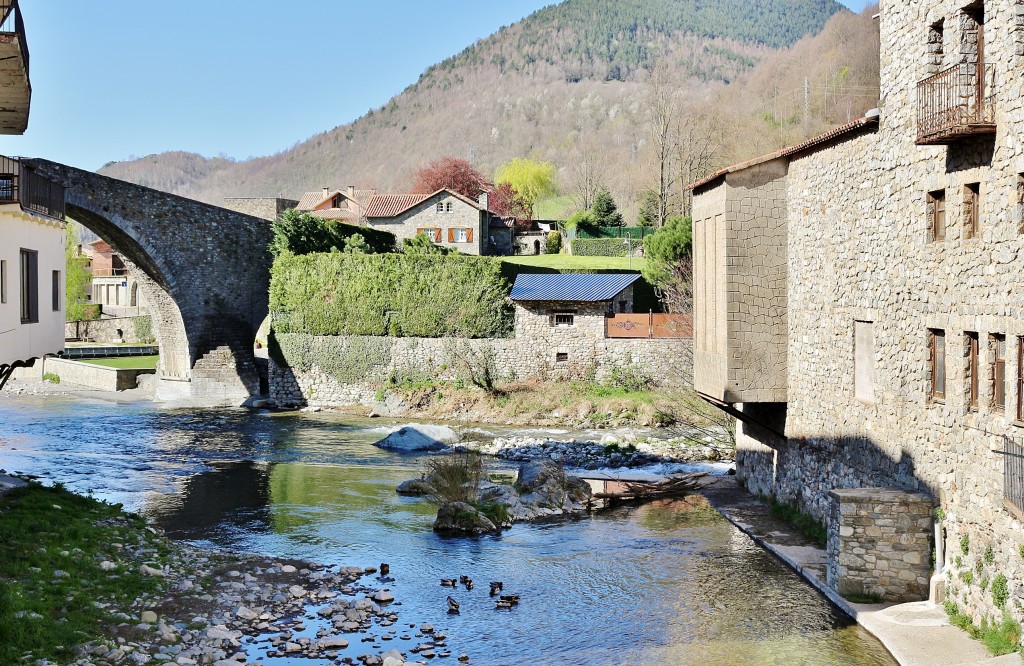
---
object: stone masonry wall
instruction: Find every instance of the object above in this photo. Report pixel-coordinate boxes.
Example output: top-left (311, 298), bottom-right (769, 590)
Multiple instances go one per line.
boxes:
top-left (269, 333), bottom-right (692, 407)
top-left (222, 197), bottom-right (298, 222)
top-left (734, 0), bottom-right (1024, 625)
top-left (827, 488), bottom-right (934, 603)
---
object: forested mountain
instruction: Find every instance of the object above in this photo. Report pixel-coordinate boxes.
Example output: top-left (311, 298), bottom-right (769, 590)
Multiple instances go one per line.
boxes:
top-left (99, 0), bottom-right (877, 220)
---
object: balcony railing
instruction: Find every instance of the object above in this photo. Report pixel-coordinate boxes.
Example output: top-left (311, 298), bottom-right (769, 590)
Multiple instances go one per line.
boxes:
top-left (0, 0), bottom-right (28, 77)
top-left (917, 62), bottom-right (995, 145)
top-left (0, 155), bottom-right (65, 220)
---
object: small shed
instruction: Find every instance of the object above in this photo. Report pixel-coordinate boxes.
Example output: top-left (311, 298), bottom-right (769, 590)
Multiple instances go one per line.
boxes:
top-left (509, 273), bottom-right (640, 341)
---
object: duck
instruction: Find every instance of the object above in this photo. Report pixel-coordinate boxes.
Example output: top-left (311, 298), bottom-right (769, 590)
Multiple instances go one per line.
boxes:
top-left (447, 596), bottom-right (460, 614)
top-left (380, 563), bottom-right (390, 576)
top-left (440, 578), bottom-right (457, 587)
top-left (495, 600), bottom-right (513, 609)
top-left (464, 579), bottom-right (474, 591)
top-left (488, 582), bottom-right (503, 596)
top-left (459, 575), bottom-right (470, 585)
top-left (499, 594), bottom-right (520, 606)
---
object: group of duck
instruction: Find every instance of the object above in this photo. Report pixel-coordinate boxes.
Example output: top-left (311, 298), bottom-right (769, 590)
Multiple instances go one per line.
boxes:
top-left (441, 576), bottom-right (521, 612)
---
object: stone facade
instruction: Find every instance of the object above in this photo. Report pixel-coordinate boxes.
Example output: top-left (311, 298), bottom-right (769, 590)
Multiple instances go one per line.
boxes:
top-left (827, 488), bottom-right (934, 603)
top-left (692, 0), bottom-right (1024, 622)
top-left (269, 332), bottom-right (692, 407)
top-left (222, 197), bottom-right (298, 222)
top-left (66, 315), bottom-right (153, 344)
top-left (366, 192), bottom-right (489, 255)
top-left (692, 159), bottom-right (789, 403)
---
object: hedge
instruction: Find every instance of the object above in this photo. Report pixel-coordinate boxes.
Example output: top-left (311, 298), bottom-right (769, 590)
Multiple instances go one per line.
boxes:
top-left (270, 253), bottom-right (515, 338)
top-left (271, 210), bottom-right (397, 256)
top-left (575, 225), bottom-right (654, 240)
top-left (571, 238), bottom-right (631, 257)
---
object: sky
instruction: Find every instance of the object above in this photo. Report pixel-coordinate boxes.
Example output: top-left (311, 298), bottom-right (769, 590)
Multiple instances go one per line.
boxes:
top-left (2, 0), bottom-right (872, 172)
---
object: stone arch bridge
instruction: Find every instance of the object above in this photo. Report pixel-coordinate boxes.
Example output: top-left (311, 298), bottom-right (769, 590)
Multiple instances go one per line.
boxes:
top-left (25, 159), bottom-right (273, 406)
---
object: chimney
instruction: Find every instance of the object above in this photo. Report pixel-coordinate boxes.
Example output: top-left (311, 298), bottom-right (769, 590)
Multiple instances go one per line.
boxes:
top-left (478, 191), bottom-right (489, 211)
top-left (347, 185), bottom-right (355, 199)
top-left (322, 187), bottom-right (330, 197)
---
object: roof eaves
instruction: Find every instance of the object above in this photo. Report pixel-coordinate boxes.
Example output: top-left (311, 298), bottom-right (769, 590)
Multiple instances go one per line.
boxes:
top-left (687, 114), bottom-right (880, 193)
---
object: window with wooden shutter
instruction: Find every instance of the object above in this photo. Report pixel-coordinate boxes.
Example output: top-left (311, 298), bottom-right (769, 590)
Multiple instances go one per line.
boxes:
top-left (930, 329), bottom-right (946, 401)
top-left (447, 228), bottom-right (455, 243)
top-left (434, 228), bottom-right (442, 243)
top-left (964, 183), bottom-right (980, 239)
top-left (991, 334), bottom-right (1006, 413)
top-left (968, 332), bottom-right (979, 411)
top-left (927, 190), bottom-right (945, 241)
top-left (467, 227), bottom-right (474, 243)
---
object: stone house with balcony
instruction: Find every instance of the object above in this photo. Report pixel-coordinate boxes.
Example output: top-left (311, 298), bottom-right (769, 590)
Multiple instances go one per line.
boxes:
top-left (690, 0), bottom-right (1024, 616)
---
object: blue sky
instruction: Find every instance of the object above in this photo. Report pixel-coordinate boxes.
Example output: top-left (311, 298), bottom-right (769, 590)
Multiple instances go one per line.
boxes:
top-left (3, 0), bottom-right (871, 171)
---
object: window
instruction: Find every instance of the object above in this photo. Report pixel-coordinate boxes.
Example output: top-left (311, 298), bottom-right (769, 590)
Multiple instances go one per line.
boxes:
top-left (454, 228), bottom-right (468, 243)
top-left (553, 312), bottom-right (575, 327)
top-left (0, 174), bottom-right (14, 201)
top-left (19, 249), bottom-right (37, 324)
top-left (1018, 337), bottom-right (1024, 422)
top-left (927, 20), bottom-right (944, 74)
top-left (930, 329), bottom-right (946, 401)
top-left (436, 202), bottom-right (444, 213)
top-left (964, 183), bottom-right (980, 239)
top-left (446, 202), bottom-right (453, 213)
top-left (51, 270), bottom-right (60, 312)
top-left (967, 332), bottom-right (980, 411)
top-left (416, 228), bottom-right (439, 243)
top-left (991, 334), bottom-right (1006, 412)
top-left (0, 259), bottom-right (6, 304)
top-left (927, 190), bottom-right (946, 241)
top-left (555, 352), bottom-right (569, 363)
top-left (855, 321), bottom-right (875, 402)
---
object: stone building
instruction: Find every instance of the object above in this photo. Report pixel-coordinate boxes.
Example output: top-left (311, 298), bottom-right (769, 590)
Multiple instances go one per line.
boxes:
top-left (364, 189), bottom-right (495, 256)
top-left (82, 239), bottom-right (149, 317)
top-left (221, 196), bottom-right (298, 222)
top-left (691, 0), bottom-right (1024, 617)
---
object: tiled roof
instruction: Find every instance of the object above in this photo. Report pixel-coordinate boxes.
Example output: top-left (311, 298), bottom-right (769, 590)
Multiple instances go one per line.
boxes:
top-left (687, 113), bottom-right (881, 192)
top-left (296, 190), bottom-right (332, 211)
top-left (309, 208), bottom-right (361, 222)
top-left (510, 273), bottom-right (641, 302)
top-left (364, 193), bottom-right (433, 218)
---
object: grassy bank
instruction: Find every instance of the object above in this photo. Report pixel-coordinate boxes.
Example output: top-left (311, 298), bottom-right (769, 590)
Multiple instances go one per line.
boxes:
top-left (79, 355), bottom-right (159, 369)
top-left (0, 483), bottom-right (170, 664)
top-left (376, 376), bottom-right (728, 435)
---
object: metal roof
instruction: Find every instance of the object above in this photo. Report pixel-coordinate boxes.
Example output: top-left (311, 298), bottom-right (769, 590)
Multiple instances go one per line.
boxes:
top-left (510, 273), bottom-right (641, 302)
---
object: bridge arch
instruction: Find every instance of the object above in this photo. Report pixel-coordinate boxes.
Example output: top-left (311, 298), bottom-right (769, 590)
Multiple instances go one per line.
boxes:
top-left (25, 159), bottom-right (273, 406)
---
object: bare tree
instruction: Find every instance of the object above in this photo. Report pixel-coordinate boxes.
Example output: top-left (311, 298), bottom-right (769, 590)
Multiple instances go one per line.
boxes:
top-left (673, 105), bottom-right (728, 219)
top-left (645, 63), bottom-right (681, 226)
top-left (566, 138), bottom-right (607, 211)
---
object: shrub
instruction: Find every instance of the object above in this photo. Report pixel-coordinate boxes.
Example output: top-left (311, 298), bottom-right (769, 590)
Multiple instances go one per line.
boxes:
top-left (271, 209), bottom-right (395, 256)
top-left (608, 366), bottom-right (653, 392)
top-left (571, 238), bottom-right (630, 257)
top-left (133, 316), bottom-right (155, 344)
top-left (962, 534), bottom-right (971, 556)
top-left (42, 373), bottom-right (60, 384)
top-left (546, 231), bottom-right (562, 254)
top-left (992, 574), bottom-right (1009, 608)
top-left (425, 451), bottom-right (484, 506)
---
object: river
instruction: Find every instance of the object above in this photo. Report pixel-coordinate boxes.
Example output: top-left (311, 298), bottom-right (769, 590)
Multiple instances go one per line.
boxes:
top-left (0, 394), bottom-right (896, 665)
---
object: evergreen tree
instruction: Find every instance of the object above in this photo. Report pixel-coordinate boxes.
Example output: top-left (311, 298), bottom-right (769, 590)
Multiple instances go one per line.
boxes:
top-left (637, 189), bottom-right (659, 227)
top-left (591, 186), bottom-right (624, 227)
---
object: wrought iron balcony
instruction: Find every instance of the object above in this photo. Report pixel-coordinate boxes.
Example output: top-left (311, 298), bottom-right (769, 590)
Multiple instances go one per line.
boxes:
top-left (916, 62), bottom-right (995, 145)
top-left (0, 155), bottom-right (65, 221)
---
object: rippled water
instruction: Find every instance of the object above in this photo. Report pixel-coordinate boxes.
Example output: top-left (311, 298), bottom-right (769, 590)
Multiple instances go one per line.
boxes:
top-left (0, 395), bottom-right (896, 665)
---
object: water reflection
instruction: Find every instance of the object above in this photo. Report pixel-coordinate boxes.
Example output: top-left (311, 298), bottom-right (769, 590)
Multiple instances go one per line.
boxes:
top-left (0, 395), bottom-right (896, 665)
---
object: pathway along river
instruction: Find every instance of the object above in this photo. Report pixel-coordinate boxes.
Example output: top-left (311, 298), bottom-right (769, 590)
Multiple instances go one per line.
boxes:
top-left (0, 395), bottom-right (896, 666)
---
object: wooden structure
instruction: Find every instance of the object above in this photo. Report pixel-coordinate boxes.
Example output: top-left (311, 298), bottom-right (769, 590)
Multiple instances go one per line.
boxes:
top-left (605, 312), bottom-right (692, 339)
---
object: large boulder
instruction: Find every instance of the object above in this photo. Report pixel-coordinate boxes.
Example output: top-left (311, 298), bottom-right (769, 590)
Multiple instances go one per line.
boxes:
top-left (395, 478), bottom-right (435, 496)
top-left (516, 460), bottom-right (592, 511)
top-left (433, 502), bottom-right (497, 535)
top-left (374, 424), bottom-right (459, 452)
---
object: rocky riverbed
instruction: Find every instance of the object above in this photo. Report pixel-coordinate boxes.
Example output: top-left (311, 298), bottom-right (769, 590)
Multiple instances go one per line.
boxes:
top-left (20, 511), bottom-right (463, 666)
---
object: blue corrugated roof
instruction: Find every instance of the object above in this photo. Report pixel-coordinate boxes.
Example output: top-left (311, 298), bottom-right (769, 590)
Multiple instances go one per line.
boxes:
top-left (509, 273), bottom-right (641, 302)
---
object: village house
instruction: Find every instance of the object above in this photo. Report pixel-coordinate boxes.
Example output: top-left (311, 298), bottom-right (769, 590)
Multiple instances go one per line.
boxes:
top-left (690, 0), bottom-right (1024, 617)
top-left (0, 1), bottom-right (67, 387)
top-left (82, 239), bottom-right (148, 317)
top-left (363, 189), bottom-right (497, 256)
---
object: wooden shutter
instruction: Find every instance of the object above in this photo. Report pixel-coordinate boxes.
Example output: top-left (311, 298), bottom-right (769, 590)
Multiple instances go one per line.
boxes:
top-left (467, 228), bottom-right (474, 243)
top-left (432, 228), bottom-right (440, 243)
top-left (447, 228), bottom-right (455, 243)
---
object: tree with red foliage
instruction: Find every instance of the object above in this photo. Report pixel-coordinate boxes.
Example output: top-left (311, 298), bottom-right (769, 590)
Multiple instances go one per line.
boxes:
top-left (411, 156), bottom-right (487, 200)
top-left (488, 182), bottom-right (533, 230)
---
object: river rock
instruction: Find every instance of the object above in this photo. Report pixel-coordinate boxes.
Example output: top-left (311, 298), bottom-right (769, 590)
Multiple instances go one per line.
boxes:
top-left (395, 478), bottom-right (435, 496)
top-left (375, 424), bottom-right (459, 452)
top-left (372, 590), bottom-right (394, 603)
top-left (433, 502), bottom-right (497, 535)
top-left (140, 610), bottom-right (158, 623)
top-left (516, 460), bottom-right (592, 510)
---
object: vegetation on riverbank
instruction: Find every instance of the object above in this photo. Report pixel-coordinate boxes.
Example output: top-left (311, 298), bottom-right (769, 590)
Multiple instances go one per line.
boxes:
top-left (0, 483), bottom-right (169, 664)
top-left (944, 602), bottom-right (1022, 656)
top-left (80, 355), bottom-right (159, 370)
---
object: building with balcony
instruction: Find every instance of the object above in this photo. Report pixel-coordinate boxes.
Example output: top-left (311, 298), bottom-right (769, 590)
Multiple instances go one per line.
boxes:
top-left (0, 1), bottom-right (30, 135)
top-left (0, 157), bottom-right (67, 384)
top-left (81, 239), bottom-right (148, 317)
top-left (690, 0), bottom-right (1024, 617)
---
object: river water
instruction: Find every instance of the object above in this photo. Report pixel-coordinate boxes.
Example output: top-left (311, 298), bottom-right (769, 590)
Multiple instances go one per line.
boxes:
top-left (0, 395), bottom-right (896, 666)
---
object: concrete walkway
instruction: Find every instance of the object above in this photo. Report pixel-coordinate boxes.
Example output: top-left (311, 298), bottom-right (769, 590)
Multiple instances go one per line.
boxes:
top-left (700, 478), bottom-right (1022, 666)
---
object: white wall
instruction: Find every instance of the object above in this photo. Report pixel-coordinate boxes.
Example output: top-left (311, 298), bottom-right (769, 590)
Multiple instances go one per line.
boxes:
top-left (0, 206), bottom-right (66, 367)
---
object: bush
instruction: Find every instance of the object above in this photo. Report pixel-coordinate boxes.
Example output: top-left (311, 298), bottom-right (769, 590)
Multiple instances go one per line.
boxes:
top-left (270, 253), bottom-right (514, 338)
top-left (42, 373), bottom-right (60, 384)
top-left (271, 209), bottom-right (396, 256)
top-left (571, 238), bottom-right (630, 257)
top-left (546, 231), bottom-right (562, 254)
top-left (992, 573), bottom-right (1009, 608)
top-left (425, 451), bottom-right (483, 505)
